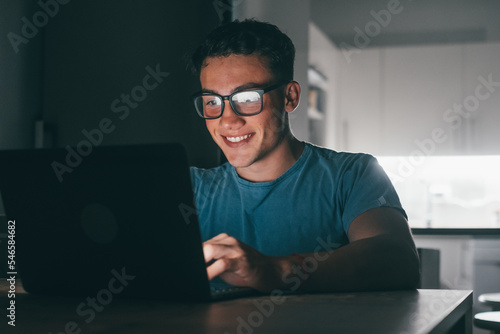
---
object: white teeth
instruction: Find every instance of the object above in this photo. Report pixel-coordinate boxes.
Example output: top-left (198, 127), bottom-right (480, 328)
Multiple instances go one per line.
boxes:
top-left (226, 134), bottom-right (252, 143)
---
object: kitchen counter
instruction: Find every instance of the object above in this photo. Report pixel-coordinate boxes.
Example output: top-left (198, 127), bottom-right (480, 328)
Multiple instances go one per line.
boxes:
top-left (412, 228), bottom-right (500, 236)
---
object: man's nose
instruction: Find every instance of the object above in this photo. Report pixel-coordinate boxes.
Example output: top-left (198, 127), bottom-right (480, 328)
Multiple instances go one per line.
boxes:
top-left (220, 101), bottom-right (245, 129)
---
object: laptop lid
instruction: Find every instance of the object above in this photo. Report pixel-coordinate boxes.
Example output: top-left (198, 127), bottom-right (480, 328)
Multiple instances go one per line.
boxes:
top-left (0, 143), bottom-right (213, 301)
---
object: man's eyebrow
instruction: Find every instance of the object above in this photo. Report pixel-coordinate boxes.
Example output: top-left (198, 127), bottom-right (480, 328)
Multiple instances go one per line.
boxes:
top-left (232, 82), bottom-right (265, 92)
top-left (200, 88), bottom-right (217, 94)
top-left (200, 82), bottom-right (268, 95)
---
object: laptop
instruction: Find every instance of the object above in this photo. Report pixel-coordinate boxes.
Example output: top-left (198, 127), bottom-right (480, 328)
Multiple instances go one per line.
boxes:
top-left (0, 143), bottom-right (256, 301)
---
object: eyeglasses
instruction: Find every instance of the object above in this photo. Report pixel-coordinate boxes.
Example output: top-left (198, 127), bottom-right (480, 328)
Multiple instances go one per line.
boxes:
top-left (191, 82), bottom-right (287, 119)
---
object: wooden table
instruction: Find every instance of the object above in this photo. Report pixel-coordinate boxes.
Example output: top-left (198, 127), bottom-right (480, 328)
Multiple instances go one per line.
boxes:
top-left (1, 280), bottom-right (472, 334)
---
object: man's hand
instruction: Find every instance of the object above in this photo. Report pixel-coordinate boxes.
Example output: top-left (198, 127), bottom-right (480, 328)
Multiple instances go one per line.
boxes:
top-left (203, 233), bottom-right (289, 292)
top-left (202, 207), bottom-right (420, 293)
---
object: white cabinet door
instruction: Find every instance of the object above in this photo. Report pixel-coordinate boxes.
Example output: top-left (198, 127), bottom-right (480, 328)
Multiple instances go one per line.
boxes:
top-left (473, 238), bottom-right (500, 316)
top-left (464, 42), bottom-right (500, 155)
top-left (338, 43), bottom-right (500, 156)
top-left (338, 48), bottom-right (383, 154)
top-left (382, 44), bottom-right (462, 156)
top-left (413, 235), bottom-right (474, 290)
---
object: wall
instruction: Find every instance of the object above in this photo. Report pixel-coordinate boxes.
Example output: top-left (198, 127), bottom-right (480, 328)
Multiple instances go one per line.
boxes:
top-left (0, 0), bottom-right (224, 277)
top-left (41, 0), bottom-right (221, 167)
top-left (0, 0), bottom-right (43, 149)
top-left (0, 0), bottom-right (45, 277)
top-left (232, 0), bottom-right (311, 142)
top-left (308, 22), bottom-right (342, 149)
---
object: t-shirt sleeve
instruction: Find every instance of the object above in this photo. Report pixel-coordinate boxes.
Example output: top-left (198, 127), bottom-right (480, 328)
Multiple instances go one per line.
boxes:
top-left (340, 154), bottom-right (407, 233)
top-left (189, 166), bottom-right (199, 192)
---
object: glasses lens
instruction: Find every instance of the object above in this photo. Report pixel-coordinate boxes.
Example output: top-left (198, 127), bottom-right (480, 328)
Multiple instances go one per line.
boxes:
top-left (231, 91), bottom-right (262, 115)
top-left (195, 95), bottom-right (222, 118)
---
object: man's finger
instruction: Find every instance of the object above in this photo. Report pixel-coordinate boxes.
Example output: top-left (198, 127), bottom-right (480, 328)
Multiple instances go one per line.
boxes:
top-left (202, 242), bottom-right (236, 263)
top-left (202, 242), bottom-right (216, 263)
top-left (206, 233), bottom-right (231, 243)
top-left (206, 258), bottom-right (232, 280)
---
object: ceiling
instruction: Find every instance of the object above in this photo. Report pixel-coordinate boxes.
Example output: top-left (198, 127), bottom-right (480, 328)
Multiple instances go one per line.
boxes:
top-left (310, 0), bottom-right (500, 47)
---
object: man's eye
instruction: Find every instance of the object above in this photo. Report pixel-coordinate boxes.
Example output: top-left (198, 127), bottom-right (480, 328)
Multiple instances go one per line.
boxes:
top-left (204, 98), bottom-right (220, 106)
top-left (234, 92), bottom-right (260, 104)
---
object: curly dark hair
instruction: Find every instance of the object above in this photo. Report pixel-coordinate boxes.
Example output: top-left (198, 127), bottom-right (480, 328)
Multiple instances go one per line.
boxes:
top-left (190, 19), bottom-right (295, 82)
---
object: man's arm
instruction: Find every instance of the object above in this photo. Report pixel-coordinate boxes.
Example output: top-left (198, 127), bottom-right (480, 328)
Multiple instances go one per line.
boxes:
top-left (285, 207), bottom-right (420, 292)
top-left (203, 207), bottom-right (420, 292)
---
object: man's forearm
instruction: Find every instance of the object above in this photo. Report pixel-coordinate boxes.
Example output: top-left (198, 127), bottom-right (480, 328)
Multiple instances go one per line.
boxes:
top-left (276, 234), bottom-right (420, 293)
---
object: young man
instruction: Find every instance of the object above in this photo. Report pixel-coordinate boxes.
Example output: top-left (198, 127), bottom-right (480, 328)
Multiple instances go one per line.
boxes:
top-left (190, 20), bottom-right (420, 293)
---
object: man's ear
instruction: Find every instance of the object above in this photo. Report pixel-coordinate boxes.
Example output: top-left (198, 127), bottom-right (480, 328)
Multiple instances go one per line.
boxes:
top-left (284, 81), bottom-right (301, 113)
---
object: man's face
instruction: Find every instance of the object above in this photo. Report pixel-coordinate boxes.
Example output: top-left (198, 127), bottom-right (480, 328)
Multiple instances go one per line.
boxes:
top-left (200, 54), bottom-right (289, 169)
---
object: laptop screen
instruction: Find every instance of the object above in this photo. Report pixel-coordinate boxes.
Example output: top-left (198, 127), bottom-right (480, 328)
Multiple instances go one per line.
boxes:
top-left (0, 143), bottom-right (212, 301)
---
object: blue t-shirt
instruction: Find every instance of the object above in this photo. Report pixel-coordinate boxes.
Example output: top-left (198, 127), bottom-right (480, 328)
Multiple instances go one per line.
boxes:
top-left (190, 143), bottom-right (406, 256)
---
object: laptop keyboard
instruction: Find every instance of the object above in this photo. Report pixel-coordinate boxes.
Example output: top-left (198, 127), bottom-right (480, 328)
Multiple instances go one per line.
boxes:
top-left (210, 283), bottom-right (257, 299)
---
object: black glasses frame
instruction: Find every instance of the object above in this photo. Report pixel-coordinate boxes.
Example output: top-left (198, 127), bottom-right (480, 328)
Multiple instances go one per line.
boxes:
top-left (191, 82), bottom-right (288, 119)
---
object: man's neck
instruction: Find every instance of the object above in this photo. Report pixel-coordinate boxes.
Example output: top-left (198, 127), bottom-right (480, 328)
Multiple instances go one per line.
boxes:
top-left (235, 136), bottom-right (305, 183)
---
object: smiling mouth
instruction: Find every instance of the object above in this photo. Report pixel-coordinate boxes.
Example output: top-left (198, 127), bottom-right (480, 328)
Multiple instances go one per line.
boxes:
top-left (224, 134), bottom-right (253, 143)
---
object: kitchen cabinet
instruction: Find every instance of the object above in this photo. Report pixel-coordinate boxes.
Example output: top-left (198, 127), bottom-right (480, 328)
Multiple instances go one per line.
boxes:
top-left (473, 237), bottom-right (500, 313)
top-left (414, 234), bottom-right (500, 334)
top-left (463, 42), bottom-right (500, 155)
top-left (382, 44), bottom-right (461, 156)
top-left (338, 42), bottom-right (500, 156)
top-left (308, 22), bottom-right (342, 149)
top-left (338, 48), bottom-right (382, 154)
top-left (413, 235), bottom-right (474, 290)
